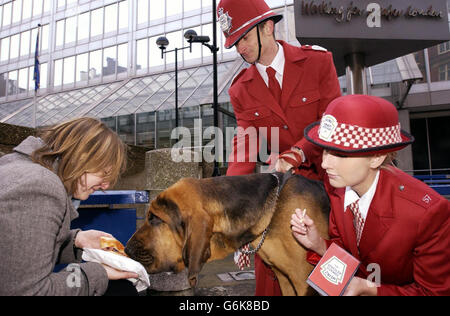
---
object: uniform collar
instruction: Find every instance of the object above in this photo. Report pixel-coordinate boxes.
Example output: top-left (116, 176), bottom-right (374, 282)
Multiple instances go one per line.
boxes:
top-left (344, 170), bottom-right (380, 219)
top-left (255, 42), bottom-right (285, 86)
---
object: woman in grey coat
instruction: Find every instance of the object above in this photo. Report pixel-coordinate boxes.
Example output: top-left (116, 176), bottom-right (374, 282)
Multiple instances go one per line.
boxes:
top-left (0, 117), bottom-right (137, 296)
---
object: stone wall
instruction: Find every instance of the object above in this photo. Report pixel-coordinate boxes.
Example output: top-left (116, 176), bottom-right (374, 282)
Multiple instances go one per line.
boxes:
top-left (0, 122), bottom-right (36, 158)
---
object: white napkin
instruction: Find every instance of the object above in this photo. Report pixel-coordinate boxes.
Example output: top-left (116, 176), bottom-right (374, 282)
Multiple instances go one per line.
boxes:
top-left (82, 248), bottom-right (150, 292)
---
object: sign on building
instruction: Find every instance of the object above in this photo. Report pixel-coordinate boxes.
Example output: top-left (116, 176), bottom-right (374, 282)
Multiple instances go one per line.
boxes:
top-left (294, 0), bottom-right (450, 75)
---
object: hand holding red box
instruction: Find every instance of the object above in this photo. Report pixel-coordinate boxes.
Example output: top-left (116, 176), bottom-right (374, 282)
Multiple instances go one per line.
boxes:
top-left (307, 243), bottom-right (360, 296)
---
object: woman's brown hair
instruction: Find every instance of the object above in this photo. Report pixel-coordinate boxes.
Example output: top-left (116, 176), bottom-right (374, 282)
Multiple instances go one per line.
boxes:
top-left (31, 117), bottom-right (127, 195)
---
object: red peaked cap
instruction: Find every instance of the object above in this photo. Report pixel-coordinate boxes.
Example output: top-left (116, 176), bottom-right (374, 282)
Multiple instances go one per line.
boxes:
top-left (217, 0), bottom-right (283, 49)
top-left (305, 95), bottom-right (414, 156)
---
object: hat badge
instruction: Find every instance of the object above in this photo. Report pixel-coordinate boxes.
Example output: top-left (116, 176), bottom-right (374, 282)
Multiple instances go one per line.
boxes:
top-left (218, 8), bottom-right (233, 35)
top-left (319, 115), bottom-right (338, 142)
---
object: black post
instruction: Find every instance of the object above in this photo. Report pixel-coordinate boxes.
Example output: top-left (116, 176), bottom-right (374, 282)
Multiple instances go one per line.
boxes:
top-left (175, 47), bottom-right (179, 128)
top-left (212, 0), bottom-right (220, 177)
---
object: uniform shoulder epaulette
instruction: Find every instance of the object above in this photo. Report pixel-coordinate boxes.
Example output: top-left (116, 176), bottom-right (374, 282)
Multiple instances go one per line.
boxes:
top-left (396, 177), bottom-right (441, 210)
top-left (231, 68), bottom-right (247, 87)
top-left (302, 45), bottom-right (328, 52)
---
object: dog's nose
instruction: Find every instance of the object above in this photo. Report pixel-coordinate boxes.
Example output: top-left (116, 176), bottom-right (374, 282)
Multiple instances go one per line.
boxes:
top-left (124, 245), bottom-right (134, 258)
top-left (124, 238), bottom-right (140, 259)
top-left (125, 239), bottom-right (155, 265)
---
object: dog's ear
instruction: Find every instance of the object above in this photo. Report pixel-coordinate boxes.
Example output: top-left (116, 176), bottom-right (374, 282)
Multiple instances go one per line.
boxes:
top-left (182, 211), bottom-right (213, 287)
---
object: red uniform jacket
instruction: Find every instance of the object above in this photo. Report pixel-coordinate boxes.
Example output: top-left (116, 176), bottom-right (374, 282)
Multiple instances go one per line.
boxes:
top-left (313, 167), bottom-right (450, 296)
top-left (226, 40), bottom-right (341, 179)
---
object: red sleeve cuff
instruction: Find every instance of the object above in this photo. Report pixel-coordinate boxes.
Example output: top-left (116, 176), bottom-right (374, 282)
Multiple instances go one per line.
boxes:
top-left (306, 240), bottom-right (334, 266)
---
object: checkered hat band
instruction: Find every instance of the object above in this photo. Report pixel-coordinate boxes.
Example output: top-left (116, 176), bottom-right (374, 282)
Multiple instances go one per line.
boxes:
top-left (330, 123), bottom-right (402, 149)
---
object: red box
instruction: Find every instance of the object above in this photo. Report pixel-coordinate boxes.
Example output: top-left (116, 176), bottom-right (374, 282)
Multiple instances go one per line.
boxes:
top-left (307, 243), bottom-right (361, 296)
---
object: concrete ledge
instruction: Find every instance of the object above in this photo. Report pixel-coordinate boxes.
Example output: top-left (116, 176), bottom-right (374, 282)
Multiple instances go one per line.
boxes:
top-left (148, 269), bottom-right (191, 292)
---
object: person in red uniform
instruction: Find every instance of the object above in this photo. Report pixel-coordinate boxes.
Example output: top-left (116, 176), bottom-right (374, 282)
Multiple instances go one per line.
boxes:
top-left (217, 0), bottom-right (341, 295)
top-left (291, 95), bottom-right (450, 296)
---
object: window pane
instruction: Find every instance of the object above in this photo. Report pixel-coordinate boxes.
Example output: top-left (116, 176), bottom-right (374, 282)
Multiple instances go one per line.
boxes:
top-left (184, 0), bottom-right (201, 13)
top-left (165, 31), bottom-right (182, 64)
top-left (0, 73), bottom-right (6, 97)
top-left (42, 24), bottom-right (49, 51)
top-left (56, 20), bottom-right (65, 47)
top-left (0, 37), bottom-right (10, 62)
top-left (89, 50), bottom-right (102, 79)
top-left (91, 8), bottom-right (104, 38)
top-left (33, 0), bottom-right (43, 17)
top-left (167, 0), bottom-right (182, 17)
top-left (18, 68), bottom-right (28, 93)
top-left (65, 16), bottom-right (77, 44)
top-left (149, 35), bottom-right (164, 67)
top-left (40, 63), bottom-right (48, 89)
top-left (136, 38), bottom-right (148, 71)
top-left (20, 31), bottom-right (31, 57)
top-left (184, 26), bottom-right (201, 61)
top-left (8, 70), bottom-right (18, 95)
top-left (118, 43), bottom-right (128, 74)
top-left (54, 59), bottom-right (63, 86)
top-left (22, 0), bottom-right (32, 20)
top-left (2, 2), bottom-right (12, 27)
top-left (64, 56), bottom-right (75, 85)
top-left (58, 0), bottom-right (65, 9)
top-left (28, 66), bottom-right (34, 91)
top-left (12, 0), bottom-right (22, 24)
top-left (202, 23), bottom-right (213, 58)
top-left (103, 46), bottom-right (116, 76)
top-left (105, 4), bottom-right (118, 34)
top-left (78, 12), bottom-right (90, 41)
top-left (150, 0), bottom-right (165, 21)
top-left (43, 0), bottom-right (51, 13)
top-left (31, 28), bottom-right (38, 53)
top-left (10, 34), bottom-right (20, 60)
top-left (137, 0), bottom-right (149, 25)
top-left (119, 1), bottom-right (129, 29)
top-left (76, 53), bottom-right (88, 82)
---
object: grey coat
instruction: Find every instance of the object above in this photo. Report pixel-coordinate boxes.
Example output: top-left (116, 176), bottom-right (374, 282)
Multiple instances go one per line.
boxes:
top-left (0, 136), bottom-right (108, 296)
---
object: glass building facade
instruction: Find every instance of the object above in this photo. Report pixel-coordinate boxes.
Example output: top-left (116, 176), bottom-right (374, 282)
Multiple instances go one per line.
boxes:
top-left (0, 0), bottom-right (449, 173)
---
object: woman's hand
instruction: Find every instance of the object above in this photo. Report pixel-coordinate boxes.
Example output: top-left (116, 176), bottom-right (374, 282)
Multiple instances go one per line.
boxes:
top-left (343, 277), bottom-right (378, 296)
top-left (274, 155), bottom-right (295, 173)
top-left (274, 148), bottom-right (304, 173)
top-left (102, 264), bottom-right (139, 281)
top-left (290, 208), bottom-right (327, 256)
top-left (74, 230), bottom-right (113, 249)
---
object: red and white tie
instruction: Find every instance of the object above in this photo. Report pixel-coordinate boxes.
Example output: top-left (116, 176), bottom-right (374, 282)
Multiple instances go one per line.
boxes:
top-left (237, 244), bottom-right (251, 270)
top-left (348, 200), bottom-right (365, 247)
top-left (266, 67), bottom-right (282, 104)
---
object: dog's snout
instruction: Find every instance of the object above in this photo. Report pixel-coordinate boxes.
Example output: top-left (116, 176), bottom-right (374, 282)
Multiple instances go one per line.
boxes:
top-left (125, 238), bottom-right (154, 266)
top-left (125, 239), bottom-right (141, 258)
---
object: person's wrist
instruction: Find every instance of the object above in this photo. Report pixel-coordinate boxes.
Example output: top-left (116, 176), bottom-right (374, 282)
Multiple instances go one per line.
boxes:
top-left (73, 229), bottom-right (82, 249)
top-left (291, 147), bottom-right (306, 163)
top-left (313, 238), bottom-right (327, 256)
top-left (362, 279), bottom-right (378, 296)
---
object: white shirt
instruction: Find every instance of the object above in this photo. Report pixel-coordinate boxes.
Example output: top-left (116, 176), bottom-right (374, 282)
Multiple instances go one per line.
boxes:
top-left (344, 170), bottom-right (380, 221)
top-left (256, 42), bottom-right (285, 89)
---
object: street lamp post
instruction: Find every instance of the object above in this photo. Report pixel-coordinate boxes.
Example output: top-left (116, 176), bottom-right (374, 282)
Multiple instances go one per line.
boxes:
top-left (156, 35), bottom-right (194, 128)
top-left (184, 10), bottom-right (220, 176)
top-left (157, 4), bottom-right (220, 177)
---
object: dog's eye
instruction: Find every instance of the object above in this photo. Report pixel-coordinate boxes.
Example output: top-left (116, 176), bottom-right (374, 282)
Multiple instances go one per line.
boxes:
top-left (148, 213), bottom-right (162, 225)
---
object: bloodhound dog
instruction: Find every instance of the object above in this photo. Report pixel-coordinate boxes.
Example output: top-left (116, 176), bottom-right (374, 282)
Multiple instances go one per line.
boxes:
top-left (125, 172), bottom-right (330, 296)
